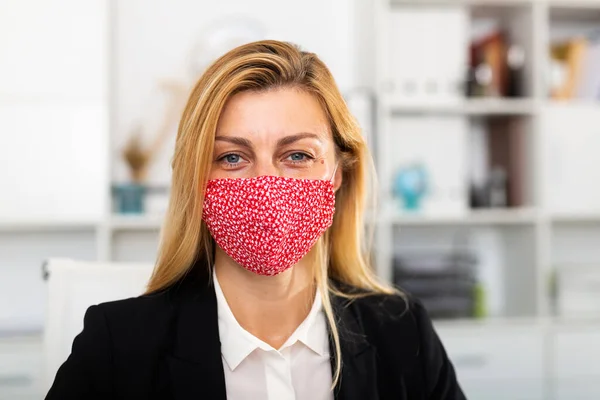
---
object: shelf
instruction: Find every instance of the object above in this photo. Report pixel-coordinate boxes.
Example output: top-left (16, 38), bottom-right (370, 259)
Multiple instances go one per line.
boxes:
top-left (385, 208), bottom-right (538, 226)
top-left (550, 314), bottom-right (600, 327)
top-left (433, 316), bottom-right (545, 330)
top-left (389, 0), bottom-right (600, 6)
top-left (388, 98), bottom-right (537, 116)
top-left (387, 99), bottom-right (600, 116)
top-left (544, 100), bottom-right (600, 108)
top-left (107, 215), bottom-right (165, 231)
top-left (0, 220), bottom-right (98, 233)
top-left (0, 216), bottom-right (164, 233)
top-left (433, 315), bottom-right (600, 331)
top-left (390, 0), bottom-right (534, 6)
top-left (0, 330), bottom-right (42, 341)
top-left (551, 212), bottom-right (600, 224)
top-left (549, 0), bottom-right (600, 11)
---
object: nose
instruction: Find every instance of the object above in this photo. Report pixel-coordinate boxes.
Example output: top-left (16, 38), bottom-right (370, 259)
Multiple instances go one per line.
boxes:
top-left (253, 161), bottom-right (280, 178)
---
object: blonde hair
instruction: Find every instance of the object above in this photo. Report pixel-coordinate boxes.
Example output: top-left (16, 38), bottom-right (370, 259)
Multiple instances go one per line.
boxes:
top-left (146, 40), bottom-right (395, 386)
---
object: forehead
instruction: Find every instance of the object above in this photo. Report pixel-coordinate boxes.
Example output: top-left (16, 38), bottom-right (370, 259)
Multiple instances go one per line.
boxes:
top-left (216, 87), bottom-right (330, 139)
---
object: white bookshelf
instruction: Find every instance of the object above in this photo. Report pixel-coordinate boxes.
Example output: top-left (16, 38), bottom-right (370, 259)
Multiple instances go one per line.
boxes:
top-left (107, 214), bottom-right (164, 231)
top-left (386, 207), bottom-right (539, 226)
top-left (549, 0), bottom-right (600, 9)
top-left (390, 0), bottom-right (535, 5)
top-left (0, 221), bottom-right (98, 233)
top-left (375, 0), bottom-right (600, 313)
top-left (374, 0), bottom-right (600, 398)
top-left (387, 97), bottom-right (537, 115)
top-left (551, 212), bottom-right (600, 223)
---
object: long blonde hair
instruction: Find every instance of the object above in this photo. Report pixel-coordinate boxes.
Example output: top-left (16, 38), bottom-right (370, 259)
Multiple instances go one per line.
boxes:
top-left (146, 40), bottom-right (394, 386)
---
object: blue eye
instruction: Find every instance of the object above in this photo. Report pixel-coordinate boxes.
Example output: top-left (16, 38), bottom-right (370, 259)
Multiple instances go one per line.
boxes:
top-left (224, 154), bottom-right (240, 164)
top-left (289, 153), bottom-right (306, 161)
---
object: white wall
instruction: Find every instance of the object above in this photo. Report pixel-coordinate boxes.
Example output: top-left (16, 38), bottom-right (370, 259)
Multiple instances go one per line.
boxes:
top-left (0, 0), bottom-right (109, 332)
top-left (0, 0), bottom-right (109, 223)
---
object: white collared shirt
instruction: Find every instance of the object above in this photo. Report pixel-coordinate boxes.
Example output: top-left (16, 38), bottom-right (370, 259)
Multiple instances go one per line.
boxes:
top-left (213, 273), bottom-right (334, 400)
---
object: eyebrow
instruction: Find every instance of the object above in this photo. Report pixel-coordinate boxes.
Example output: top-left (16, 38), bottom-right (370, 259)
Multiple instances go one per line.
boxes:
top-left (276, 132), bottom-right (322, 147)
top-left (214, 132), bottom-right (323, 149)
top-left (214, 136), bottom-right (253, 148)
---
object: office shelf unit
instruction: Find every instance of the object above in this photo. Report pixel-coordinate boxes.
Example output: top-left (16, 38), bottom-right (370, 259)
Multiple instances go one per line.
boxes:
top-left (375, 0), bottom-right (600, 318)
top-left (374, 0), bottom-right (600, 399)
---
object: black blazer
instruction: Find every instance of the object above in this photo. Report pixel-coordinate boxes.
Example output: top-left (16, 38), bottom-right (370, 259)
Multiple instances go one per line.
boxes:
top-left (45, 269), bottom-right (466, 400)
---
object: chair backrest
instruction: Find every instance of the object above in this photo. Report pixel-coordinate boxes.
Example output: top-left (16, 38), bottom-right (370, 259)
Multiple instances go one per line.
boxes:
top-left (41, 258), bottom-right (154, 394)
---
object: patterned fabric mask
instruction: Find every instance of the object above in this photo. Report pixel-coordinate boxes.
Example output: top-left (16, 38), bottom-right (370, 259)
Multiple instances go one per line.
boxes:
top-left (202, 168), bottom-right (337, 276)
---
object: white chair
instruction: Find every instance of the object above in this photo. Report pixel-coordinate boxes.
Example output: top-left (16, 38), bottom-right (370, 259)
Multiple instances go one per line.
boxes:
top-left (41, 258), bottom-right (154, 394)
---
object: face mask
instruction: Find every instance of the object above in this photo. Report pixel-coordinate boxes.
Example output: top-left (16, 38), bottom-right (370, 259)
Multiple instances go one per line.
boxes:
top-left (202, 166), bottom-right (337, 276)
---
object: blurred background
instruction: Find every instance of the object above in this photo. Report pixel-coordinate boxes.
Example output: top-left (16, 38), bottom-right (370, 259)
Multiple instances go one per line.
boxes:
top-left (2, 0), bottom-right (600, 398)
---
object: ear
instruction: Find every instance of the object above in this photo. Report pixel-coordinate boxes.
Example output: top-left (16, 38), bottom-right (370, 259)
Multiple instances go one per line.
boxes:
top-left (333, 165), bottom-right (343, 192)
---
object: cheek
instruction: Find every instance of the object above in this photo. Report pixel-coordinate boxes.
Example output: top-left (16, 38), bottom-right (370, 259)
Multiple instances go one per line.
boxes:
top-left (207, 164), bottom-right (225, 180)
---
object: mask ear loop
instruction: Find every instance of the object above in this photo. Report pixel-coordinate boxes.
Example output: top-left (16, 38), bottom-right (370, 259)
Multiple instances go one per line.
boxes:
top-left (329, 162), bottom-right (339, 183)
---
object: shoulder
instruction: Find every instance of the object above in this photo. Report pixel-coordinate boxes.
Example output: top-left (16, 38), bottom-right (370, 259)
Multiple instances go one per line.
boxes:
top-left (94, 273), bottom-right (205, 322)
top-left (345, 290), bottom-right (425, 349)
top-left (343, 289), bottom-right (466, 399)
top-left (330, 280), bottom-right (428, 360)
top-left (46, 287), bottom-right (184, 397)
top-left (332, 281), bottom-right (424, 332)
top-left (90, 286), bottom-right (181, 346)
top-left (96, 288), bottom-right (173, 321)
top-left (348, 290), bottom-right (414, 317)
top-left (347, 289), bottom-right (446, 356)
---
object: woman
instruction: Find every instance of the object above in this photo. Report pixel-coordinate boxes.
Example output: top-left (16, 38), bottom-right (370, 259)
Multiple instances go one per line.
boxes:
top-left (46, 40), bottom-right (465, 400)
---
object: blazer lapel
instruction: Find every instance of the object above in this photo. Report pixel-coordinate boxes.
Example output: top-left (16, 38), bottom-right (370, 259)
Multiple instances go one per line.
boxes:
top-left (329, 292), bottom-right (380, 400)
top-left (166, 271), bottom-right (227, 400)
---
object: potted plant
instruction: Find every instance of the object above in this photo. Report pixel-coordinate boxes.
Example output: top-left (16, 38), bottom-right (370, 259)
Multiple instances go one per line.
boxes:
top-left (114, 81), bottom-right (186, 214)
top-left (112, 127), bottom-right (150, 214)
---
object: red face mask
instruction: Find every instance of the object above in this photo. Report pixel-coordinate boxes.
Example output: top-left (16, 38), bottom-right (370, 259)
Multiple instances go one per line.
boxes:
top-left (202, 169), bottom-right (337, 276)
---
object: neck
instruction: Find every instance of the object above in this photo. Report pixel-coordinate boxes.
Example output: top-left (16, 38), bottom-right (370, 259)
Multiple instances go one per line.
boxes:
top-left (214, 248), bottom-right (316, 349)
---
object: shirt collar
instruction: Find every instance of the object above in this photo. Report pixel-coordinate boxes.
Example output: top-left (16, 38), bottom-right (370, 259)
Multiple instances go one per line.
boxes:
top-left (282, 284), bottom-right (328, 357)
top-left (213, 271), bottom-right (328, 371)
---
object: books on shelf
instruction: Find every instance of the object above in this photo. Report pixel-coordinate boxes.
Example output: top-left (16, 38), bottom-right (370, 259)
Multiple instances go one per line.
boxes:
top-left (467, 30), bottom-right (526, 98)
top-left (392, 249), bottom-right (480, 319)
top-left (386, 7), bottom-right (530, 106)
top-left (468, 116), bottom-right (527, 210)
top-left (388, 6), bottom-right (469, 104)
top-left (576, 38), bottom-right (600, 100)
top-left (550, 36), bottom-right (600, 100)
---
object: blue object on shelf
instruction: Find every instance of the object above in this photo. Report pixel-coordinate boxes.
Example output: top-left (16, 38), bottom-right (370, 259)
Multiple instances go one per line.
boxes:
top-left (113, 183), bottom-right (146, 214)
top-left (393, 164), bottom-right (428, 211)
